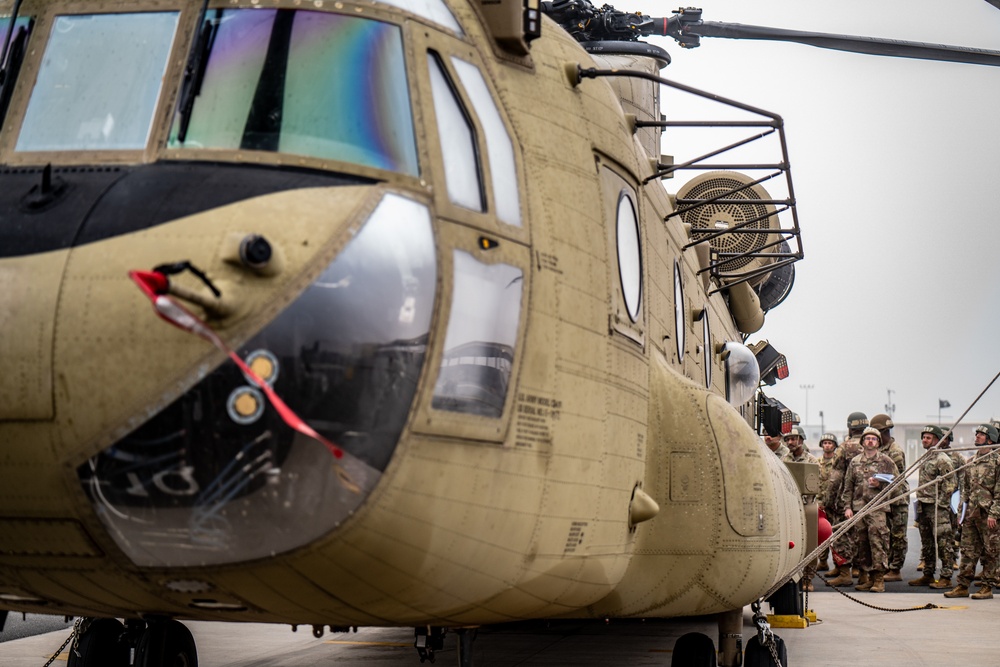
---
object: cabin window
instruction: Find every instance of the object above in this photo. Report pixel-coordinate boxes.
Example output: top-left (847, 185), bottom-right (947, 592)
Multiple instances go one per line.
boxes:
top-left (427, 53), bottom-right (484, 212)
top-left (168, 9), bottom-right (419, 176)
top-left (377, 0), bottom-right (462, 34)
top-left (674, 259), bottom-right (685, 361)
top-left (700, 305), bottom-right (712, 388)
top-left (616, 191), bottom-right (641, 321)
top-left (432, 250), bottom-right (522, 418)
top-left (450, 56), bottom-right (521, 227)
top-left (15, 12), bottom-right (178, 152)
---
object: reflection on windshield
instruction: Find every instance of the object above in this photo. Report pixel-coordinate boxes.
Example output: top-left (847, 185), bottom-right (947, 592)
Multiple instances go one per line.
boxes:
top-left (432, 251), bottom-right (522, 418)
top-left (170, 9), bottom-right (418, 176)
top-left (16, 13), bottom-right (178, 152)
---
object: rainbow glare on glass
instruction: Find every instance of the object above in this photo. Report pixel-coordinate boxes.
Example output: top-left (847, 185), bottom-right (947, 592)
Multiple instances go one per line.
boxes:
top-left (171, 10), bottom-right (418, 177)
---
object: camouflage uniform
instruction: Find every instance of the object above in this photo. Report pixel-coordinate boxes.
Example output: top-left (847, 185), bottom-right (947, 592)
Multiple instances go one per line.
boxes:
top-left (880, 437), bottom-right (909, 572)
top-left (824, 435), bottom-right (864, 563)
top-left (916, 450), bottom-right (957, 578)
top-left (818, 454), bottom-right (837, 500)
top-left (790, 449), bottom-right (819, 465)
top-left (818, 453), bottom-right (838, 565)
top-left (943, 445), bottom-right (966, 564)
top-left (955, 449), bottom-right (1000, 588)
top-left (768, 440), bottom-right (794, 462)
top-left (839, 451), bottom-right (897, 573)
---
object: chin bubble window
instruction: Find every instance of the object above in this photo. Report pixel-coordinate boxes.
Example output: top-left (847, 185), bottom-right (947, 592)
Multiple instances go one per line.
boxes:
top-left (432, 251), bottom-right (523, 418)
top-left (78, 193), bottom-right (436, 568)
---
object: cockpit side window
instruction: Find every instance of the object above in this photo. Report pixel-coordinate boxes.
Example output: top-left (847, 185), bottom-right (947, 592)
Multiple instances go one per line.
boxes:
top-left (426, 51), bottom-right (485, 213)
top-left (15, 12), bottom-right (178, 152)
top-left (431, 250), bottom-right (523, 418)
top-left (450, 56), bottom-right (521, 227)
top-left (168, 9), bottom-right (419, 177)
top-left (0, 15), bottom-right (32, 131)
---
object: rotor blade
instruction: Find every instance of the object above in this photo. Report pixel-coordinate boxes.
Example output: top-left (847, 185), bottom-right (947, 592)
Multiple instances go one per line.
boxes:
top-left (987, 0), bottom-right (1000, 11)
top-left (690, 21), bottom-right (1000, 67)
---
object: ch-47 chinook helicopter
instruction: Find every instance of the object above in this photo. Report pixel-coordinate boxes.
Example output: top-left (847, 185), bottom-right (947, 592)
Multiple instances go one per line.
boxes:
top-left (2, 0), bottom-right (999, 665)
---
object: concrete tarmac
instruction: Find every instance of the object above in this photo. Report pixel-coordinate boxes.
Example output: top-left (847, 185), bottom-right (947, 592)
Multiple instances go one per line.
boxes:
top-left (0, 589), bottom-right (994, 667)
top-left (2, 524), bottom-right (995, 666)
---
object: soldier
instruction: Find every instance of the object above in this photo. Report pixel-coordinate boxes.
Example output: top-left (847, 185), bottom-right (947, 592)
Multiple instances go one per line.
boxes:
top-left (824, 412), bottom-right (869, 586)
top-left (763, 433), bottom-right (794, 462)
top-left (870, 414), bottom-right (908, 582)
top-left (784, 425), bottom-right (819, 591)
top-left (908, 425), bottom-right (957, 589)
top-left (840, 426), bottom-right (898, 592)
top-left (817, 433), bottom-right (839, 572)
top-left (940, 428), bottom-right (966, 568)
top-left (785, 426), bottom-right (818, 464)
top-left (944, 424), bottom-right (1000, 599)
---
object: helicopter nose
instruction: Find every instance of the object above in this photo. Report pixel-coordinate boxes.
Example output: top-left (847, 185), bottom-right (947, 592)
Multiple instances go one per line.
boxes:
top-left (68, 188), bottom-right (438, 568)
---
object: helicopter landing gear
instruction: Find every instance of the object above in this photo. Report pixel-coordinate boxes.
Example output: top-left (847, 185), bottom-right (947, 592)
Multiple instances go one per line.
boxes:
top-left (456, 628), bottom-right (477, 667)
top-left (746, 601), bottom-right (787, 667)
top-left (414, 626), bottom-right (446, 663)
top-left (133, 619), bottom-right (198, 667)
top-left (744, 635), bottom-right (787, 667)
top-left (671, 632), bottom-right (718, 667)
top-left (717, 607), bottom-right (744, 667)
top-left (67, 618), bottom-right (129, 667)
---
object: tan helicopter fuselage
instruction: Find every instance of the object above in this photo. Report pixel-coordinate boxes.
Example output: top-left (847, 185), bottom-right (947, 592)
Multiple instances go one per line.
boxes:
top-left (0, 0), bottom-right (809, 627)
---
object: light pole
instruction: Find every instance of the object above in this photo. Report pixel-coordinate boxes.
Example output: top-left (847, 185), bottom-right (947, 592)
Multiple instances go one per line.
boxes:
top-left (819, 410), bottom-right (825, 434)
top-left (800, 384), bottom-right (814, 427)
top-left (885, 388), bottom-right (895, 421)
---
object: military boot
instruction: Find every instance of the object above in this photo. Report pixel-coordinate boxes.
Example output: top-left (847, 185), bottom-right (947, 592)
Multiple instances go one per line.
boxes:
top-left (908, 573), bottom-right (935, 586)
top-left (916, 560), bottom-right (925, 571)
top-left (929, 577), bottom-right (952, 590)
top-left (854, 571), bottom-right (873, 591)
top-left (883, 569), bottom-right (902, 582)
top-left (943, 585), bottom-right (969, 598)
top-left (971, 585), bottom-right (993, 600)
top-left (825, 570), bottom-right (854, 587)
top-left (818, 559), bottom-right (830, 572)
top-left (869, 572), bottom-right (886, 593)
top-left (823, 565), bottom-right (842, 579)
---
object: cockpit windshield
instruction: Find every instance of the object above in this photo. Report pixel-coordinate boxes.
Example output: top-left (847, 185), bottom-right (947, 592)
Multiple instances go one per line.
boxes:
top-left (169, 9), bottom-right (419, 177)
top-left (15, 12), bottom-right (178, 152)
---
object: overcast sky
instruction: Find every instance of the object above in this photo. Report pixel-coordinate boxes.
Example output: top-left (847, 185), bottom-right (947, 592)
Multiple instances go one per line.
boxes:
top-left (629, 0), bottom-right (1000, 430)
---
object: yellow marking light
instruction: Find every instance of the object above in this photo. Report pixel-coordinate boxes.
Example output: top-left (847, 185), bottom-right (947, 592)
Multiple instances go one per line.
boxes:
top-left (233, 390), bottom-right (260, 418)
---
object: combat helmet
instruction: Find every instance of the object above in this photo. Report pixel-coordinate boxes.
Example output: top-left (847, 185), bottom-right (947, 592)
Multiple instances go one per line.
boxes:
top-left (784, 425), bottom-right (806, 440)
top-left (921, 424), bottom-right (945, 440)
top-left (870, 413), bottom-right (893, 431)
top-left (846, 411), bottom-right (869, 432)
top-left (819, 433), bottom-right (838, 447)
top-left (975, 423), bottom-right (999, 444)
top-left (860, 426), bottom-right (882, 444)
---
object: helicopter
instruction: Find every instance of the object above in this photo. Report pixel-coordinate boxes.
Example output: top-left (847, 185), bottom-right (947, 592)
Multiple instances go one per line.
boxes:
top-left (1, 1), bottom-right (999, 666)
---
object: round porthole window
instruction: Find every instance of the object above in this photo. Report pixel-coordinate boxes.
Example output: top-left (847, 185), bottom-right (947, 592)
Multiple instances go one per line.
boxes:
top-left (616, 192), bottom-right (642, 322)
top-left (674, 260), bottom-right (685, 361)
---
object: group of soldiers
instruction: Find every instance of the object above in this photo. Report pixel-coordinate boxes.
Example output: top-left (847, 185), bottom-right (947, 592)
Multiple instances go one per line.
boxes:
top-left (764, 412), bottom-right (1000, 599)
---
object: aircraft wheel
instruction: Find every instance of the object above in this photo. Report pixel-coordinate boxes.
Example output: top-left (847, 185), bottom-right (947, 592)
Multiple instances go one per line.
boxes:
top-left (743, 634), bottom-right (787, 667)
top-left (134, 619), bottom-right (198, 667)
top-left (67, 618), bottom-right (129, 667)
top-left (671, 631), bottom-right (718, 667)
